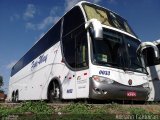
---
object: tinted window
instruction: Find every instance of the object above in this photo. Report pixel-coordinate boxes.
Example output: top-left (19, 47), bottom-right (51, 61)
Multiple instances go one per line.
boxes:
top-left (62, 28), bottom-right (88, 69)
top-left (63, 34), bottom-right (76, 68)
top-left (11, 20), bottom-right (61, 77)
top-left (75, 31), bottom-right (88, 69)
top-left (62, 7), bottom-right (88, 70)
top-left (92, 29), bottom-right (123, 68)
top-left (63, 7), bottom-right (85, 36)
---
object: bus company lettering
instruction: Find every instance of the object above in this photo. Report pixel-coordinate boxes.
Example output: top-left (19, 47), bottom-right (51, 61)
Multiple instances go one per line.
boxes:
top-left (67, 89), bottom-right (73, 93)
top-left (99, 70), bottom-right (110, 75)
top-left (31, 54), bottom-right (48, 70)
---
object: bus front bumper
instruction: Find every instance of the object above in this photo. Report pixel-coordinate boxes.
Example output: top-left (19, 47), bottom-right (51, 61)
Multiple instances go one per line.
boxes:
top-left (89, 79), bottom-right (150, 101)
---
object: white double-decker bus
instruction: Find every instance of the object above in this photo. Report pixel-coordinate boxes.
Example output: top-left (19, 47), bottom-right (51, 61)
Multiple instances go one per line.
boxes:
top-left (8, 1), bottom-right (151, 102)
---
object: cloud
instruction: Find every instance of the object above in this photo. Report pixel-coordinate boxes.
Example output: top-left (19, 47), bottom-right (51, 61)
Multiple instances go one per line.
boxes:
top-left (107, 0), bottom-right (117, 4)
top-left (37, 16), bottom-right (60, 30)
top-left (26, 16), bottom-right (60, 30)
top-left (23, 4), bottom-right (36, 20)
top-left (109, 0), bottom-right (115, 2)
top-left (25, 6), bottom-right (60, 31)
top-left (10, 14), bottom-right (20, 21)
top-left (26, 22), bottom-right (36, 30)
top-left (37, 6), bottom-right (60, 30)
top-left (92, 0), bottom-right (101, 3)
top-left (64, 0), bottom-right (101, 12)
top-left (64, 0), bottom-right (81, 12)
top-left (37, 16), bottom-right (56, 30)
top-left (6, 61), bottom-right (17, 69)
top-left (50, 7), bottom-right (60, 16)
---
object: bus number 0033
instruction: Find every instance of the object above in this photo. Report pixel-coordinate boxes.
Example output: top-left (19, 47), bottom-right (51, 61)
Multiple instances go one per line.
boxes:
top-left (99, 70), bottom-right (110, 76)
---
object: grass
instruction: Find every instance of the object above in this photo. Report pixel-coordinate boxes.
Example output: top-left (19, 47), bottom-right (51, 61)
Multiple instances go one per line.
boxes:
top-left (0, 101), bottom-right (160, 119)
top-left (59, 103), bottom-right (114, 120)
top-left (0, 101), bottom-right (53, 119)
top-left (129, 107), bottom-right (151, 115)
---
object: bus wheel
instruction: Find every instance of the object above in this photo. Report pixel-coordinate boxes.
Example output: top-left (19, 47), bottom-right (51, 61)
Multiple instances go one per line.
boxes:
top-left (49, 82), bottom-right (61, 103)
top-left (11, 92), bottom-right (15, 102)
top-left (15, 91), bottom-right (19, 103)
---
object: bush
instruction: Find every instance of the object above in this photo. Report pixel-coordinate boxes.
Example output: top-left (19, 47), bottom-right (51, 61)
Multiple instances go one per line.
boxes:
top-left (0, 101), bottom-right (53, 117)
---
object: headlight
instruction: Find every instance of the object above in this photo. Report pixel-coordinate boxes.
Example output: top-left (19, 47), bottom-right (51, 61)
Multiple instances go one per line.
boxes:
top-left (142, 82), bottom-right (149, 88)
top-left (92, 75), bottom-right (114, 84)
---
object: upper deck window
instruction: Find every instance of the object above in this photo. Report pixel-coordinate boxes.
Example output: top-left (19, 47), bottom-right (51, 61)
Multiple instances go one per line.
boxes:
top-left (83, 3), bottom-right (136, 37)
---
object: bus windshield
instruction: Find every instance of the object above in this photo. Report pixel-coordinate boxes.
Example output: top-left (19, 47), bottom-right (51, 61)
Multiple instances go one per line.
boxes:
top-left (126, 36), bottom-right (146, 73)
top-left (83, 3), bottom-right (136, 37)
top-left (92, 29), bottom-right (146, 73)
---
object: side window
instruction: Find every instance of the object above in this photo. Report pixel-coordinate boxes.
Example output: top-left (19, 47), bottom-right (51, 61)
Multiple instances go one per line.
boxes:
top-left (62, 29), bottom-right (88, 69)
top-left (62, 34), bottom-right (76, 68)
top-left (75, 30), bottom-right (88, 69)
top-left (62, 7), bottom-right (88, 70)
top-left (63, 7), bottom-right (85, 36)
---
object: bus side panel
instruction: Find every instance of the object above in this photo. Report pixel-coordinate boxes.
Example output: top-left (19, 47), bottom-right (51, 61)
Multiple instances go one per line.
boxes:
top-left (61, 69), bottom-right (76, 99)
top-left (26, 43), bottom-right (62, 100)
top-left (8, 42), bottom-right (60, 100)
top-left (41, 45), bottom-right (77, 100)
top-left (76, 69), bottom-right (90, 98)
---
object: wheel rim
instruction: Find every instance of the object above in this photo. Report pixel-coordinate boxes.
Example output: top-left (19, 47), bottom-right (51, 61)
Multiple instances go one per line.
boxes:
top-left (49, 82), bottom-right (60, 102)
top-left (15, 93), bottom-right (18, 102)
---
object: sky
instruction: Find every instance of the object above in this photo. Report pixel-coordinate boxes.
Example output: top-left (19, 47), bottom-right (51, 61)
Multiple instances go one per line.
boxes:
top-left (0, 0), bottom-right (160, 93)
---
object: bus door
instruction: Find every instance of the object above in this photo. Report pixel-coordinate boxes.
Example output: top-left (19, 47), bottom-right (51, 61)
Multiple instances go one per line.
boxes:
top-left (138, 42), bottom-right (160, 101)
top-left (74, 30), bottom-right (89, 98)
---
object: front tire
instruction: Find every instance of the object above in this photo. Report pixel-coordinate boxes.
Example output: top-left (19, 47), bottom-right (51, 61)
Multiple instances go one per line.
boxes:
top-left (11, 91), bottom-right (15, 102)
top-left (48, 81), bottom-right (61, 103)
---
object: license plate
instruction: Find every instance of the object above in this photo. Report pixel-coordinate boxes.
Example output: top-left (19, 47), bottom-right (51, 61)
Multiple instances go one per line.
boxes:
top-left (127, 92), bottom-right (136, 97)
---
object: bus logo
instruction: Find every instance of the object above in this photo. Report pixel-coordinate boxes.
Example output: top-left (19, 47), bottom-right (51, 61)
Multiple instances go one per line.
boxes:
top-left (31, 54), bottom-right (48, 70)
top-left (128, 79), bottom-right (132, 85)
top-left (99, 70), bottom-right (110, 76)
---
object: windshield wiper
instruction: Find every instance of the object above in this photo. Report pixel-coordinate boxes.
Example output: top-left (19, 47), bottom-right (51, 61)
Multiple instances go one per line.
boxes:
top-left (132, 62), bottom-right (148, 74)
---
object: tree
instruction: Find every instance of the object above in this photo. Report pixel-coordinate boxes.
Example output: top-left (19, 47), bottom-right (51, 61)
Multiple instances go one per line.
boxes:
top-left (0, 76), bottom-right (4, 93)
top-left (0, 75), bottom-right (3, 87)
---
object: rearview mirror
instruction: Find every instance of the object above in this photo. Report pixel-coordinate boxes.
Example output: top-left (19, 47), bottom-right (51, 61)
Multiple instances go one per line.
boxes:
top-left (85, 19), bottom-right (103, 40)
top-left (137, 42), bottom-right (159, 58)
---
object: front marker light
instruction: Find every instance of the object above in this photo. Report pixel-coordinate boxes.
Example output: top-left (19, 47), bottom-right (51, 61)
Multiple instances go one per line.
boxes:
top-left (92, 75), bottom-right (114, 84)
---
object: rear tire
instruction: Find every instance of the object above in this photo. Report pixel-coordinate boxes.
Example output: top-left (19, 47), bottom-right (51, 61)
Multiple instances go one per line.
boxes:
top-left (48, 81), bottom-right (61, 103)
top-left (11, 92), bottom-right (15, 102)
top-left (15, 91), bottom-right (19, 103)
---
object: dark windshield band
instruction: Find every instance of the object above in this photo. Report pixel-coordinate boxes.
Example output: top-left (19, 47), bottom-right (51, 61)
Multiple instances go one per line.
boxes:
top-left (91, 28), bottom-right (146, 74)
